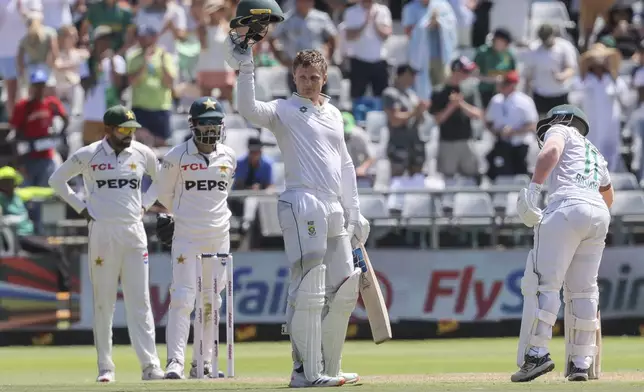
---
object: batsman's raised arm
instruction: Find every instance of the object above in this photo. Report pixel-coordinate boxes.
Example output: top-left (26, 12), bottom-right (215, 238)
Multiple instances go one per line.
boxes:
top-left (49, 148), bottom-right (90, 214)
top-left (227, 39), bottom-right (278, 129)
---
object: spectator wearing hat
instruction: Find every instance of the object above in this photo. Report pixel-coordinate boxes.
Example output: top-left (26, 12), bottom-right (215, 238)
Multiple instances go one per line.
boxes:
top-left (17, 9), bottom-right (59, 97)
top-left (268, 0), bottom-right (338, 95)
top-left (0, 0), bottom-right (43, 116)
top-left (80, 26), bottom-right (127, 145)
top-left (429, 57), bottom-right (482, 180)
top-left (0, 165), bottom-right (70, 290)
top-left (383, 65), bottom-right (429, 179)
top-left (408, 0), bottom-right (457, 100)
top-left (135, 0), bottom-right (187, 59)
top-left (474, 27), bottom-right (517, 108)
top-left (126, 24), bottom-right (177, 147)
top-left (485, 70), bottom-right (538, 179)
top-left (342, 111), bottom-right (374, 186)
top-left (10, 69), bottom-right (68, 188)
top-left (577, 43), bottom-right (627, 171)
top-left (82, 0), bottom-right (136, 54)
top-left (525, 23), bottom-right (578, 116)
top-left (342, 0), bottom-right (393, 100)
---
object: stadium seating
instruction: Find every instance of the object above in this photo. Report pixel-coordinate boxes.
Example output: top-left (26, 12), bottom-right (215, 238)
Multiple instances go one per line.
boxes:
top-left (610, 172), bottom-right (639, 190)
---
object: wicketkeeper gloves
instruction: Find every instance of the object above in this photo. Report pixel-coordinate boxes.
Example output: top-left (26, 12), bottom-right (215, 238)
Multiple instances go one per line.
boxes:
top-left (155, 213), bottom-right (175, 247)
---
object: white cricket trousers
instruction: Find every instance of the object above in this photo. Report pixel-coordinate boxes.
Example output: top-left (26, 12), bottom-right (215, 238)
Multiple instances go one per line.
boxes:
top-left (528, 199), bottom-right (610, 365)
top-left (166, 234), bottom-right (230, 365)
top-left (277, 189), bottom-right (355, 296)
top-left (87, 220), bottom-right (160, 372)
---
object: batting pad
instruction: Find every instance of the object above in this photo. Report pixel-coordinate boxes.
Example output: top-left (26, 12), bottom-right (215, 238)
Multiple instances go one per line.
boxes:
top-left (564, 287), bottom-right (601, 379)
top-left (322, 268), bottom-right (361, 377)
top-left (516, 258), bottom-right (558, 367)
top-left (290, 264), bottom-right (326, 382)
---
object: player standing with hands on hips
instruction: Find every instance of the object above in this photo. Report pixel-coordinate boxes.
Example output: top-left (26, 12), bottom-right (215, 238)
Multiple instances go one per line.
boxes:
top-left (48, 106), bottom-right (164, 382)
top-left (513, 105), bottom-right (613, 383)
top-left (154, 97), bottom-right (236, 380)
top-left (226, 0), bottom-right (370, 387)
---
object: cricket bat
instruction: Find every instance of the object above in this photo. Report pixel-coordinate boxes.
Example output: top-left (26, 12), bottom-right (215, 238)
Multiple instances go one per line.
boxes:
top-left (356, 243), bottom-right (392, 344)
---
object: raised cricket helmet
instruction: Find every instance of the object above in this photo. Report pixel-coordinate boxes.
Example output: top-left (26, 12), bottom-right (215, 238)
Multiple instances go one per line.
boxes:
top-left (536, 104), bottom-right (590, 147)
top-left (229, 0), bottom-right (284, 52)
top-left (189, 97), bottom-right (226, 145)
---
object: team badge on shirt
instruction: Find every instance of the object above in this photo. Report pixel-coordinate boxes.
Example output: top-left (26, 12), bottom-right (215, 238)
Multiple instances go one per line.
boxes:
top-left (219, 166), bottom-right (228, 178)
top-left (299, 106), bottom-right (307, 113)
top-left (307, 221), bottom-right (316, 237)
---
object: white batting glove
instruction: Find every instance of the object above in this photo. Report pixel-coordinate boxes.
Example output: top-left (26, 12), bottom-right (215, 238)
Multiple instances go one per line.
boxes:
top-left (517, 183), bottom-right (543, 228)
top-left (225, 34), bottom-right (253, 72)
top-left (348, 213), bottom-right (371, 248)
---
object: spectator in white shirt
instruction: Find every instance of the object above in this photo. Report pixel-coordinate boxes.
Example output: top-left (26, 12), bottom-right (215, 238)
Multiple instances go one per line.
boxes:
top-left (135, 0), bottom-right (187, 58)
top-left (577, 43), bottom-right (628, 172)
top-left (525, 24), bottom-right (577, 116)
top-left (342, 0), bottom-right (392, 100)
top-left (0, 0), bottom-right (43, 115)
top-left (485, 70), bottom-right (538, 180)
top-left (42, 0), bottom-right (73, 30)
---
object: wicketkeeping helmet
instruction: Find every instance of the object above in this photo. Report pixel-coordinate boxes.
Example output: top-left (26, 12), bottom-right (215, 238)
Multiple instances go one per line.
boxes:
top-left (536, 104), bottom-right (590, 147)
top-left (229, 0), bottom-right (284, 52)
top-left (189, 96), bottom-right (226, 146)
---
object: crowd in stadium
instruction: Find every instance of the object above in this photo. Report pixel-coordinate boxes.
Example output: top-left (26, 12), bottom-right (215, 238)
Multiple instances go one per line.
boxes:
top-left (1, 0), bottom-right (644, 251)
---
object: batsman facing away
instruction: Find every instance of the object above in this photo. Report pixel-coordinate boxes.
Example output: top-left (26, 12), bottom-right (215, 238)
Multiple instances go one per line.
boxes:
top-left (226, 0), bottom-right (371, 387)
top-left (513, 105), bottom-right (613, 383)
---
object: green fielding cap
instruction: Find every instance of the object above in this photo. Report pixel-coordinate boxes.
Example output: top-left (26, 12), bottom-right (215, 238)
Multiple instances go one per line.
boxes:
top-left (103, 105), bottom-right (142, 128)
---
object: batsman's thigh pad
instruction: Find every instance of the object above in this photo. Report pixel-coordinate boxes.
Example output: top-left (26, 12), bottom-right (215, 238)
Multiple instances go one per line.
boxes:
top-left (516, 250), bottom-right (560, 367)
top-left (278, 191), bottom-right (329, 265)
top-left (323, 234), bottom-right (355, 294)
top-left (322, 268), bottom-right (360, 377)
top-left (290, 264), bottom-right (326, 382)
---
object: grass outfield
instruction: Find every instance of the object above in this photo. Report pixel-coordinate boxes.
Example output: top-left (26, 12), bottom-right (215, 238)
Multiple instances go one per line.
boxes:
top-left (0, 337), bottom-right (643, 391)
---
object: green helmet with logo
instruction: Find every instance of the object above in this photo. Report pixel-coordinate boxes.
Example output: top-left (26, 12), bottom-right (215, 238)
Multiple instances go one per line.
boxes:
top-left (229, 0), bottom-right (284, 50)
top-left (536, 104), bottom-right (590, 146)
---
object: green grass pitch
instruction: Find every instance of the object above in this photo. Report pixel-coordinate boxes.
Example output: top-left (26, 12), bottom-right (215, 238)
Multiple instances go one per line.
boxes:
top-left (1, 337), bottom-right (643, 391)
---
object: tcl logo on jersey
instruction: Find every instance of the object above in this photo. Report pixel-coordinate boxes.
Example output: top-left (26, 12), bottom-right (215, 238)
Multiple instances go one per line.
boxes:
top-left (181, 163), bottom-right (208, 171)
top-left (96, 179), bottom-right (141, 189)
top-left (91, 163), bottom-right (115, 171)
top-left (185, 180), bottom-right (228, 191)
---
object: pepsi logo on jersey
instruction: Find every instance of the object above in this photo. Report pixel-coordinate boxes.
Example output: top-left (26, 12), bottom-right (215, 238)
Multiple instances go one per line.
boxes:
top-left (181, 163), bottom-right (208, 171)
top-left (185, 180), bottom-right (228, 191)
top-left (91, 163), bottom-right (115, 171)
top-left (96, 179), bottom-right (141, 189)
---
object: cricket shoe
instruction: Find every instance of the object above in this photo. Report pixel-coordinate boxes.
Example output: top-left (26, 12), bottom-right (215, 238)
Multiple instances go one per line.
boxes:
top-left (189, 361), bottom-right (225, 379)
top-left (164, 358), bottom-right (184, 380)
top-left (142, 364), bottom-right (164, 380)
top-left (96, 370), bottom-right (115, 383)
top-left (511, 353), bottom-right (555, 382)
top-left (289, 367), bottom-right (346, 388)
top-left (567, 363), bottom-right (589, 382)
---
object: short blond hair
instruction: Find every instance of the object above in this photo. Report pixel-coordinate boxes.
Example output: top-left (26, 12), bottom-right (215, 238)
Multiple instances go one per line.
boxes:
top-left (292, 50), bottom-right (327, 75)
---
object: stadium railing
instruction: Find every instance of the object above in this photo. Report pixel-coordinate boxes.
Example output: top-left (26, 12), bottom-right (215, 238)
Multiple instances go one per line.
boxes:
top-left (18, 186), bottom-right (644, 250)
